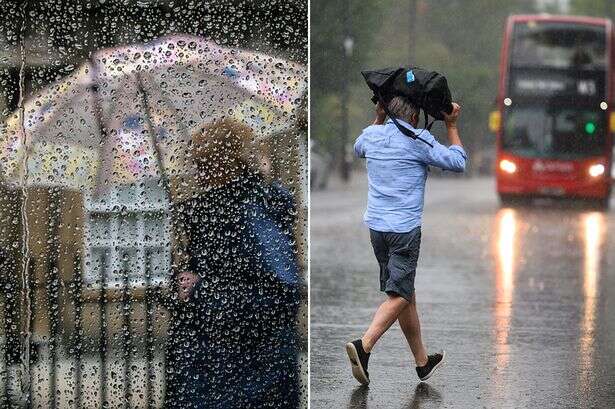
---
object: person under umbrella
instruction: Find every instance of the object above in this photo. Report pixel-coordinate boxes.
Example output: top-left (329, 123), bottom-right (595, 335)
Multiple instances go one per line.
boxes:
top-left (165, 118), bottom-right (302, 408)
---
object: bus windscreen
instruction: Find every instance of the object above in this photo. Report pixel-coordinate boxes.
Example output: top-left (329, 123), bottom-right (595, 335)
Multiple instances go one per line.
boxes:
top-left (511, 22), bottom-right (606, 69)
top-left (502, 105), bottom-right (605, 159)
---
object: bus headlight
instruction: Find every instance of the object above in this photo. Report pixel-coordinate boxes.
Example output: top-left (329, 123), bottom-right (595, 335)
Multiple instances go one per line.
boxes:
top-left (588, 163), bottom-right (605, 178)
top-left (499, 159), bottom-right (517, 174)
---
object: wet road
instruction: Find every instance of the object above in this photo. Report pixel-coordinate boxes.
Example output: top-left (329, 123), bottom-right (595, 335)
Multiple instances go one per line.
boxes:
top-left (310, 174), bottom-right (615, 409)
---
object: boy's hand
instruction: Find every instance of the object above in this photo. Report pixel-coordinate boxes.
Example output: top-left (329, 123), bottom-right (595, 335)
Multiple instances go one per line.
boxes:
top-left (443, 103), bottom-right (461, 127)
top-left (373, 102), bottom-right (387, 125)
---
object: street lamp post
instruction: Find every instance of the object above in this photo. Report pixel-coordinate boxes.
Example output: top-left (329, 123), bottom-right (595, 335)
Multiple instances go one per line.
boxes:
top-left (340, 9), bottom-right (354, 182)
top-left (409, 0), bottom-right (417, 62)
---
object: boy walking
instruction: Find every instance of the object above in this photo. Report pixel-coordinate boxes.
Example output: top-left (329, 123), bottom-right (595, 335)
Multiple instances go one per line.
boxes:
top-left (346, 96), bottom-right (466, 385)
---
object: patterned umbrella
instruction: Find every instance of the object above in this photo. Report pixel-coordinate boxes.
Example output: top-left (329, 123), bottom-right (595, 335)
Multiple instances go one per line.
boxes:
top-left (0, 34), bottom-right (306, 192)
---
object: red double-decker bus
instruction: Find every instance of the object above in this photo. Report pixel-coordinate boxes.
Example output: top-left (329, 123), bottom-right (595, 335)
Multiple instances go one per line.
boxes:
top-left (491, 15), bottom-right (614, 208)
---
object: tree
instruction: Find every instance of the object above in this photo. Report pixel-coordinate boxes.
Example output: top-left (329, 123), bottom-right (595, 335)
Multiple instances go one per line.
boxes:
top-left (571, 0), bottom-right (615, 19)
top-left (310, 0), bottom-right (386, 156)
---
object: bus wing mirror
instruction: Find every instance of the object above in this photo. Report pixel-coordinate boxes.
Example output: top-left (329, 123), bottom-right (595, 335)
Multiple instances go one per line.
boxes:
top-left (489, 111), bottom-right (501, 133)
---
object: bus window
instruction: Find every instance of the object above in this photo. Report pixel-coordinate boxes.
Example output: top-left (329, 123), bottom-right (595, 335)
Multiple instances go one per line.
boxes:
top-left (512, 23), bottom-right (606, 69)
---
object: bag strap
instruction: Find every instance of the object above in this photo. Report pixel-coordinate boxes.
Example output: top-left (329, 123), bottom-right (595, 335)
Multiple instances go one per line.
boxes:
top-left (423, 110), bottom-right (435, 131)
top-left (376, 92), bottom-right (433, 147)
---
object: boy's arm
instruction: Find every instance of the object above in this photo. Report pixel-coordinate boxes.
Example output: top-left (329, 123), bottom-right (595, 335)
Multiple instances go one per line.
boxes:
top-left (355, 102), bottom-right (386, 158)
top-left (422, 103), bottom-right (467, 172)
top-left (444, 102), bottom-right (463, 146)
top-left (353, 134), bottom-right (366, 158)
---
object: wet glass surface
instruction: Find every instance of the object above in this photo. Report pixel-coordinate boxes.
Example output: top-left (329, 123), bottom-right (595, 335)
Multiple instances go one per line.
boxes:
top-left (0, 1), bottom-right (307, 407)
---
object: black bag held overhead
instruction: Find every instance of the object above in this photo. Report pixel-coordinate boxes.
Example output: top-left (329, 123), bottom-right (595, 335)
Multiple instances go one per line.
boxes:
top-left (361, 67), bottom-right (454, 147)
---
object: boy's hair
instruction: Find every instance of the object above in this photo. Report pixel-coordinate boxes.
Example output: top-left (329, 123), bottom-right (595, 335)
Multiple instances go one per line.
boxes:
top-left (387, 96), bottom-right (419, 123)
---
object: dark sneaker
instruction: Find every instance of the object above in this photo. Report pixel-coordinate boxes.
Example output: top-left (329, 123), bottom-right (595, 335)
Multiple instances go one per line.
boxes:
top-left (345, 339), bottom-right (370, 385)
top-left (416, 350), bottom-right (446, 381)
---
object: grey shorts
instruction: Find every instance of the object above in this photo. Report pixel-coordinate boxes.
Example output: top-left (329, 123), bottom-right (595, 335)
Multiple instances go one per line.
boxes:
top-left (369, 227), bottom-right (421, 302)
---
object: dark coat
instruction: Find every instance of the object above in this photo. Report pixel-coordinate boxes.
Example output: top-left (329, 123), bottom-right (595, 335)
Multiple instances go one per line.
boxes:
top-left (165, 172), bottom-right (302, 409)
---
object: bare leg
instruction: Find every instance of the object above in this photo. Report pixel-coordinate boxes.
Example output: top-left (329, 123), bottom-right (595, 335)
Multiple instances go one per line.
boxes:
top-left (398, 293), bottom-right (428, 366)
top-left (361, 294), bottom-right (409, 353)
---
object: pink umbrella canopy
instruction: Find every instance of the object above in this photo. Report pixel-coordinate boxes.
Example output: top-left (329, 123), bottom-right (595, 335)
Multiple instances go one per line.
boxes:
top-left (0, 35), bottom-right (306, 192)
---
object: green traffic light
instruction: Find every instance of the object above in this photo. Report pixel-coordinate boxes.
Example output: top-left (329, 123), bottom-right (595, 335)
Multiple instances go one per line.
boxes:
top-left (585, 122), bottom-right (596, 134)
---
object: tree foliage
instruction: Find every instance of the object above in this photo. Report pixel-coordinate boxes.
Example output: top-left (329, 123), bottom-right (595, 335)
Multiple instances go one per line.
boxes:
top-left (571, 0), bottom-right (614, 18)
top-left (310, 0), bottom-right (385, 151)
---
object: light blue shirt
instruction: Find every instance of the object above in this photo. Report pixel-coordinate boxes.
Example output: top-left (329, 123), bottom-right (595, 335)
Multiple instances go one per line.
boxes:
top-left (354, 119), bottom-right (467, 233)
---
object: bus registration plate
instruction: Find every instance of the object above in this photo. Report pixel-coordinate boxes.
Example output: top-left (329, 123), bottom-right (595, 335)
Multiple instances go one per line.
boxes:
top-left (539, 187), bottom-right (565, 196)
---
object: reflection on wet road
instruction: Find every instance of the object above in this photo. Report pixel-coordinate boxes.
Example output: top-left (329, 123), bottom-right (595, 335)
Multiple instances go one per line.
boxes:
top-left (347, 383), bottom-right (443, 409)
top-left (579, 212), bottom-right (604, 397)
top-left (493, 209), bottom-right (516, 379)
top-left (311, 176), bottom-right (615, 408)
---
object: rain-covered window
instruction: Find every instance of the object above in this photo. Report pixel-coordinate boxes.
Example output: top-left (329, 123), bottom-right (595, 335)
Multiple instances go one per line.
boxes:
top-left (0, 1), bottom-right (307, 408)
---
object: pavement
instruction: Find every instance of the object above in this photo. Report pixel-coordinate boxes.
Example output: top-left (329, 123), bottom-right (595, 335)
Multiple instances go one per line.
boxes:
top-left (310, 173), bottom-right (615, 409)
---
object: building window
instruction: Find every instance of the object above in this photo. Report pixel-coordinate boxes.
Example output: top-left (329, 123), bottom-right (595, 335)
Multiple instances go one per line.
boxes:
top-left (83, 180), bottom-right (170, 289)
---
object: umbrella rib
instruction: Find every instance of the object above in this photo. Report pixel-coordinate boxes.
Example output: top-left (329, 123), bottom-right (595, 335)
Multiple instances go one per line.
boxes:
top-left (89, 62), bottom-right (111, 197)
top-left (139, 73), bottom-right (192, 147)
top-left (135, 72), bottom-right (171, 196)
top-left (89, 59), bottom-right (122, 197)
